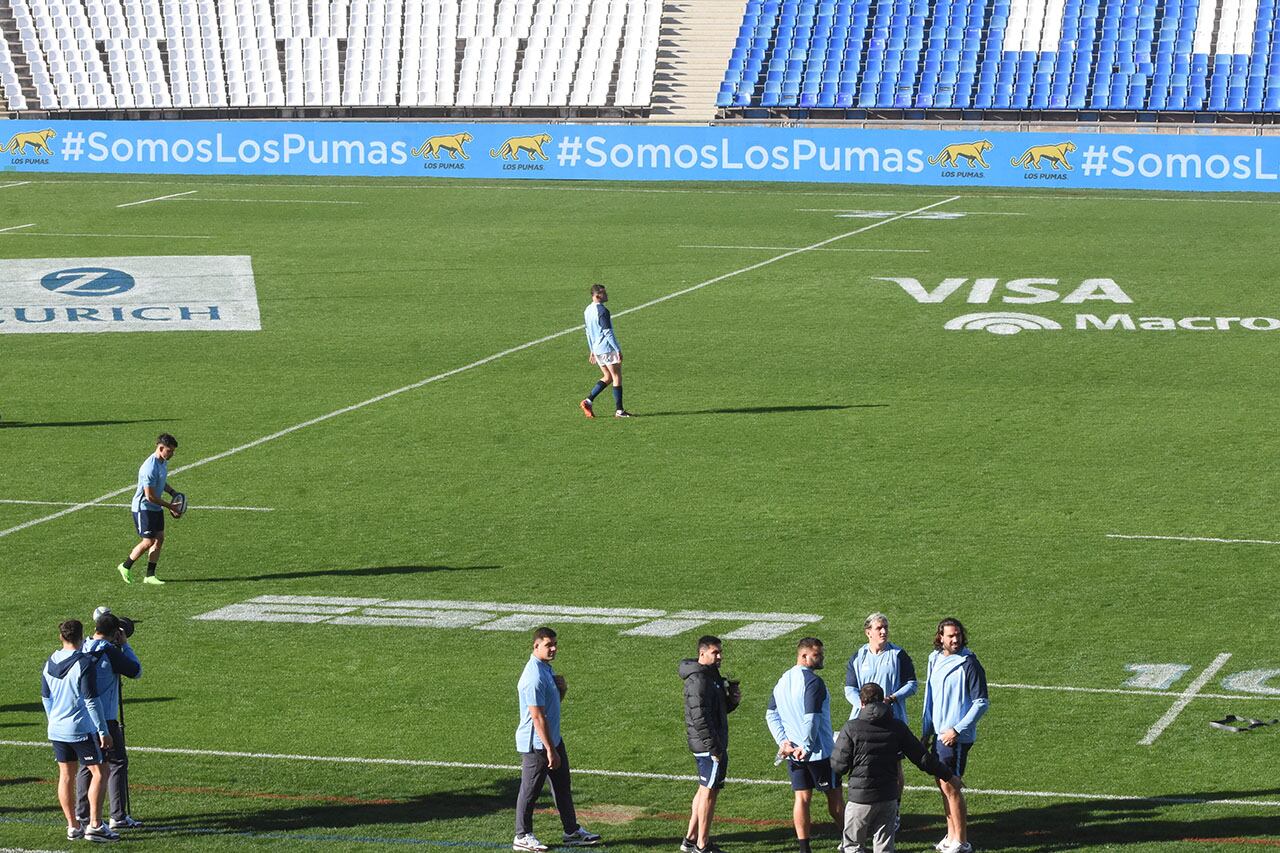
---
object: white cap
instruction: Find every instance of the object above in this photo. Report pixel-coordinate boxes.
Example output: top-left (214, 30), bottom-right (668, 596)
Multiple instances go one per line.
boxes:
top-left (92, 606), bottom-right (112, 622)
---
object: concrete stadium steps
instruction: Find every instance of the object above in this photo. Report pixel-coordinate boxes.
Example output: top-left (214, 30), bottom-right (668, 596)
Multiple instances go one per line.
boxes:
top-left (650, 0), bottom-right (746, 123)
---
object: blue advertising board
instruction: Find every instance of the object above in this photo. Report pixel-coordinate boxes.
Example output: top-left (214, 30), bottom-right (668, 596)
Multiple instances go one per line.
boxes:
top-left (3, 121), bottom-right (1279, 192)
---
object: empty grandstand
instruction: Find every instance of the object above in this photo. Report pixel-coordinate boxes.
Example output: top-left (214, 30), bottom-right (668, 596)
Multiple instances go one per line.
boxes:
top-left (718, 0), bottom-right (1280, 119)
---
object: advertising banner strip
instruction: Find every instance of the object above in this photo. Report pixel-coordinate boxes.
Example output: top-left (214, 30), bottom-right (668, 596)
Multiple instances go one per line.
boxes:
top-left (2, 121), bottom-right (1280, 192)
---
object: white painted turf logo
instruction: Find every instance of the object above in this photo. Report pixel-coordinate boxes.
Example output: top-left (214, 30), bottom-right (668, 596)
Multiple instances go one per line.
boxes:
top-left (194, 596), bottom-right (822, 640)
top-left (945, 312), bottom-right (1061, 335)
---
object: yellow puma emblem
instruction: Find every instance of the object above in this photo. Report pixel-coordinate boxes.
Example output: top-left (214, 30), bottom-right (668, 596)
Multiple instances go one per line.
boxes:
top-left (490, 133), bottom-right (552, 161)
top-left (6, 128), bottom-right (56, 156)
top-left (411, 132), bottom-right (473, 160)
top-left (1011, 142), bottom-right (1077, 170)
top-left (927, 140), bottom-right (992, 169)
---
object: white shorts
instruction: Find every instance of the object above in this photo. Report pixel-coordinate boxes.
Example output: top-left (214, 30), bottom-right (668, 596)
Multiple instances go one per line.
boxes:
top-left (591, 350), bottom-right (621, 366)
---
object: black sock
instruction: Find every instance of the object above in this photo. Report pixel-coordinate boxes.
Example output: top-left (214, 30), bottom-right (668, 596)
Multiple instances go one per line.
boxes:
top-left (587, 381), bottom-right (607, 402)
top-left (797, 839), bottom-right (811, 853)
top-left (146, 562), bottom-right (157, 577)
top-left (612, 386), bottom-right (623, 411)
top-left (122, 558), bottom-right (135, 569)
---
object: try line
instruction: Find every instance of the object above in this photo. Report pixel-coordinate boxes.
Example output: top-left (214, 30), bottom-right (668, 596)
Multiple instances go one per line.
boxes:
top-left (0, 196), bottom-right (959, 541)
top-left (2, 739), bottom-right (1277, 808)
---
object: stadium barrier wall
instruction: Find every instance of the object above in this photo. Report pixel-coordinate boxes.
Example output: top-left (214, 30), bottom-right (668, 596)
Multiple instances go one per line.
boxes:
top-left (4, 120), bottom-right (1280, 192)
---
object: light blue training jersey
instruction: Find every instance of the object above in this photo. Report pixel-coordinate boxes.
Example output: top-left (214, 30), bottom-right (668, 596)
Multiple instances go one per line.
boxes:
top-left (82, 638), bottom-right (142, 722)
top-left (584, 302), bottom-right (620, 356)
top-left (844, 642), bottom-right (918, 724)
top-left (921, 648), bottom-right (989, 745)
top-left (765, 665), bottom-right (836, 761)
top-left (515, 654), bottom-right (562, 752)
top-left (131, 453), bottom-right (167, 512)
top-left (41, 648), bottom-right (107, 743)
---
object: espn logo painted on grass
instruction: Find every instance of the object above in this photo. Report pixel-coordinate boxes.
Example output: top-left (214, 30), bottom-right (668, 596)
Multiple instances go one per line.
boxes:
top-left (194, 595), bottom-right (821, 640)
top-left (0, 256), bottom-right (260, 334)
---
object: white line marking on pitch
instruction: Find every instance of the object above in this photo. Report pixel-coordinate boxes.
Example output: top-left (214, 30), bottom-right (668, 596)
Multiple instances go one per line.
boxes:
top-left (991, 681), bottom-right (1280, 702)
top-left (0, 180), bottom-right (32, 189)
top-left (0, 499), bottom-right (272, 512)
top-left (0, 196), bottom-right (959, 540)
top-left (1140, 653), bottom-right (1233, 745)
top-left (1, 739), bottom-right (1277, 807)
top-left (170, 198), bottom-right (366, 205)
top-left (0, 231), bottom-right (212, 239)
top-left (1109, 533), bottom-right (1280, 546)
top-left (0, 223), bottom-right (36, 233)
top-left (116, 190), bottom-right (198, 208)
top-left (680, 245), bottom-right (928, 253)
top-left (798, 208), bottom-right (1027, 215)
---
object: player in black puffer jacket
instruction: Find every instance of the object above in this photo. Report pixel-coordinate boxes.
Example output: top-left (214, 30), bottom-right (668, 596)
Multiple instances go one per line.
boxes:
top-left (679, 636), bottom-right (741, 853)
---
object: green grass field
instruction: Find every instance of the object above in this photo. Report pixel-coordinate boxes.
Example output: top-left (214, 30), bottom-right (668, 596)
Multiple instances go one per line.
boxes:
top-left (2, 173), bottom-right (1279, 852)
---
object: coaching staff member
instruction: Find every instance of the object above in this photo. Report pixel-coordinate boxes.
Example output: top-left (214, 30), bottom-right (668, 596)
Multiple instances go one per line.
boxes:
top-left (921, 618), bottom-right (988, 853)
top-left (513, 627), bottom-right (601, 852)
top-left (679, 635), bottom-right (741, 853)
top-left (75, 610), bottom-right (142, 831)
top-left (832, 683), bottom-right (960, 853)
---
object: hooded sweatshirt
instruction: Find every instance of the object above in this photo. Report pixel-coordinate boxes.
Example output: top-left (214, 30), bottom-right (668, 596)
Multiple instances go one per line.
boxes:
top-left (41, 648), bottom-right (107, 743)
top-left (921, 648), bottom-right (989, 744)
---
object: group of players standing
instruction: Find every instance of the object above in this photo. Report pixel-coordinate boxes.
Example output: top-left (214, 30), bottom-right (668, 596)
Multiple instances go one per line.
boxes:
top-left (512, 615), bottom-right (989, 853)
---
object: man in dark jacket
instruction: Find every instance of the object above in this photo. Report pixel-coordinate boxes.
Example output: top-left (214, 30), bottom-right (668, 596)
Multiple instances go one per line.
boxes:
top-left (679, 635), bottom-right (741, 853)
top-left (830, 683), bottom-right (960, 853)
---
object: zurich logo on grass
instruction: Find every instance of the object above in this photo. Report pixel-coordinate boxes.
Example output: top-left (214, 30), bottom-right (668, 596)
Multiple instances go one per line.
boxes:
top-left (944, 312), bottom-right (1062, 335)
top-left (41, 267), bottom-right (136, 297)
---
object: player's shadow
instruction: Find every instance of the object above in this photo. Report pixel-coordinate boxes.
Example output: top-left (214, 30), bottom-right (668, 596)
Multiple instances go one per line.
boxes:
top-left (0, 702), bottom-right (43, 714)
top-left (641, 404), bottom-right (886, 417)
top-left (142, 776), bottom-right (521, 836)
top-left (0, 418), bottom-right (173, 429)
top-left (172, 564), bottom-right (501, 583)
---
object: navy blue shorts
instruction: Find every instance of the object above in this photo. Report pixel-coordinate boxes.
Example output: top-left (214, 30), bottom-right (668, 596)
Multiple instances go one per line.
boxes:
top-left (932, 740), bottom-right (972, 777)
top-left (51, 738), bottom-right (102, 765)
top-left (787, 757), bottom-right (837, 792)
top-left (694, 753), bottom-right (728, 790)
top-left (133, 509), bottom-right (164, 538)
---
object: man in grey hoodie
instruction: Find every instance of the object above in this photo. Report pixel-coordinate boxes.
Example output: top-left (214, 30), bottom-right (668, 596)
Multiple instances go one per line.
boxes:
top-left (679, 635), bottom-right (741, 853)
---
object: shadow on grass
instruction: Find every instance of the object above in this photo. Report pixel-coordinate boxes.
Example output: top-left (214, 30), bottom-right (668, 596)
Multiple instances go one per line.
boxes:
top-left (170, 564), bottom-right (501, 583)
top-left (640, 404), bottom-right (886, 418)
top-left (145, 776), bottom-right (522, 836)
top-left (0, 702), bottom-right (43, 714)
top-left (0, 419), bottom-right (174, 429)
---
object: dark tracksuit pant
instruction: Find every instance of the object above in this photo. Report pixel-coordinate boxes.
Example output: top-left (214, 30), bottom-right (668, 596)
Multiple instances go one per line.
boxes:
top-left (515, 740), bottom-right (578, 837)
top-left (75, 719), bottom-right (128, 823)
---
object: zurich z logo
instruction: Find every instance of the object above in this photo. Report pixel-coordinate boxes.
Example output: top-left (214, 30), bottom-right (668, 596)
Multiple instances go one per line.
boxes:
top-left (41, 267), bottom-right (136, 297)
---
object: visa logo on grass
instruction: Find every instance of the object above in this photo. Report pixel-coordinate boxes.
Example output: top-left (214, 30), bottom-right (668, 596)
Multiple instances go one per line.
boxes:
top-left (0, 256), bottom-right (261, 333)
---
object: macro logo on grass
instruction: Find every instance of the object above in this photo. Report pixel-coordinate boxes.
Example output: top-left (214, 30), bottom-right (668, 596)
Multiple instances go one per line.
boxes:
top-left (489, 133), bottom-right (553, 172)
top-left (411, 131), bottom-right (473, 171)
top-left (926, 139), bottom-right (993, 177)
top-left (879, 276), bottom-right (1280, 336)
top-left (0, 256), bottom-right (261, 334)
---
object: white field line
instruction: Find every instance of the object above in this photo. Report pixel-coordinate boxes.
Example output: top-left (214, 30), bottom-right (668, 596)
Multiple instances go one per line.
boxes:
top-left (1109, 533), bottom-right (1280, 546)
top-left (0, 180), bottom-right (33, 189)
top-left (990, 681), bottom-right (1280, 702)
top-left (116, 189), bottom-right (197, 208)
top-left (169, 198), bottom-right (366, 205)
top-left (0, 223), bottom-right (36, 233)
top-left (1, 739), bottom-right (1277, 808)
top-left (798, 208), bottom-right (1027, 215)
top-left (0, 231), bottom-right (212, 239)
top-left (679, 244), bottom-right (928, 253)
top-left (0, 196), bottom-right (959, 541)
top-left (0, 499), bottom-right (271, 512)
top-left (30, 178), bottom-right (1280, 205)
top-left (1141, 653), bottom-right (1234, 746)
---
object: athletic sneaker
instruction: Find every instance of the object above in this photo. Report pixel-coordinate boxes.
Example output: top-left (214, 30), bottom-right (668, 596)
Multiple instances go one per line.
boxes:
top-left (614, 410), bottom-right (632, 418)
top-left (67, 824), bottom-right (84, 840)
top-left (143, 574), bottom-right (165, 585)
top-left (696, 843), bottom-right (724, 853)
top-left (513, 834), bottom-right (549, 852)
top-left (563, 826), bottom-right (602, 846)
top-left (109, 815), bottom-right (144, 830)
top-left (680, 837), bottom-right (697, 853)
top-left (939, 841), bottom-right (972, 853)
top-left (935, 838), bottom-right (951, 853)
top-left (580, 399), bottom-right (595, 419)
top-left (116, 563), bottom-right (132, 584)
top-left (84, 822), bottom-right (119, 842)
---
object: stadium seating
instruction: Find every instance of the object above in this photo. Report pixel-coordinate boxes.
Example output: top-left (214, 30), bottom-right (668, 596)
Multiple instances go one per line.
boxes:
top-left (718, 0), bottom-right (1280, 112)
top-left (0, 0), bottom-right (661, 111)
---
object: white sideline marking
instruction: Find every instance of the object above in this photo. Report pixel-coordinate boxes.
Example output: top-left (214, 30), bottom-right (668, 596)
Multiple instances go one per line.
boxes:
top-left (0, 223), bottom-right (36, 233)
top-left (116, 190), bottom-right (197, 208)
top-left (1140, 653), bottom-right (1233, 745)
top-left (797, 208), bottom-right (1027, 215)
top-left (1109, 533), bottom-right (1280, 546)
top-left (991, 681), bottom-right (1280, 702)
top-left (680, 244), bottom-right (928, 253)
top-left (170, 198), bottom-right (366, 205)
top-left (0, 180), bottom-right (32, 189)
top-left (0, 499), bottom-right (271, 511)
top-left (0, 231), bottom-right (212, 239)
top-left (0, 196), bottom-right (959, 540)
top-left (1, 739), bottom-right (1278, 807)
